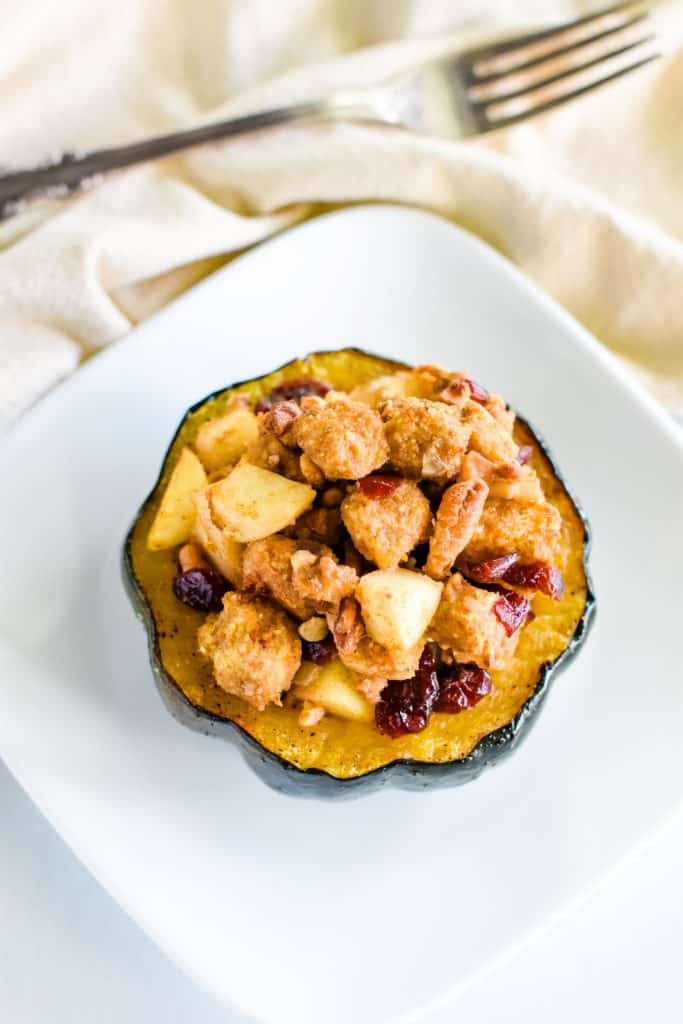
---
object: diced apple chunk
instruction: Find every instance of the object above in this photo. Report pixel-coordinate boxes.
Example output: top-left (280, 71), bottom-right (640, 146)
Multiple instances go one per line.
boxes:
top-left (147, 447), bottom-right (207, 550)
top-left (192, 490), bottom-right (244, 586)
top-left (195, 406), bottom-right (259, 471)
top-left (356, 569), bottom-right (443, 651)
top-left (208, 462), bottom-right (315, 543)
top-left (293, 659), bottom-right (373, 723)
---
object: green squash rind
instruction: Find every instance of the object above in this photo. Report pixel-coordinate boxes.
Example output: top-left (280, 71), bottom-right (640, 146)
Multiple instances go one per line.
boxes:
top-left (123, 349), bottom-right (596, 799)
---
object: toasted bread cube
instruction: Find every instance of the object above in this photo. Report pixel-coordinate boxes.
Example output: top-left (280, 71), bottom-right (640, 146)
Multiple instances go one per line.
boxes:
top-left (191, 491), bottom-right (244, 586)
top-left (462, 497), bottom-right (562, 566)
top-left (208, 462), bottom-right (315, 543)
top-left (195, 407), bottom-right (259, 471)
top-left (380, 397), bottom-right (471, 483)
top-left (292, 394), bottom-right (388, 480)
top-left (293, 658), bottom-right (372, 723)
top-left (147, 447), bottom-right (208, 550)
top-left (356, 569), bottom-right (443, 651)
top-left (341, 479), bottom-right (432, 569)
top-left (429, 573), bottom-right (518, 669)
top-left (241, 536), bottom-right (356, 619)
top-left (198, 592), bottom-right (301, 710)
top-left (462, 400), bottom-right (519, 462)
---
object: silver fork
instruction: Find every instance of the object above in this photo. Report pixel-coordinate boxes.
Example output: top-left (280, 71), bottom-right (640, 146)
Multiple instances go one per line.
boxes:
top-left (0, 1), bottom-right (657, 220)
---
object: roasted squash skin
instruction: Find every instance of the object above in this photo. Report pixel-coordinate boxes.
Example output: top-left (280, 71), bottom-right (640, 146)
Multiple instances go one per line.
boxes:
top-left (123, 349), bottom-right (596, 798)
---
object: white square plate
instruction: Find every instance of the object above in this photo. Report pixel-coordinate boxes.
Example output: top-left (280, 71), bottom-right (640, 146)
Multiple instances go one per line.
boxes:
top-left (0, 206), bottom-right (681, 1024)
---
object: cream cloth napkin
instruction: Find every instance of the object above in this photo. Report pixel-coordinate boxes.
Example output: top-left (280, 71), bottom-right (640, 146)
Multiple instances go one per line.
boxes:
top-left (1, 0), bottom-right (683, 429)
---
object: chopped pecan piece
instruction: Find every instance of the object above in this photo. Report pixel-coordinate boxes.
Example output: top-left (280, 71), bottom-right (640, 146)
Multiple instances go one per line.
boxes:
top-left (329, 596), bottom-right (365, 655)
top-left (425, 478), bottom-right (489, 580)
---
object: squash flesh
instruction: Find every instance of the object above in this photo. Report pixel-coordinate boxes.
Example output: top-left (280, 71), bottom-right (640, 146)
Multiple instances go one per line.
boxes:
top-left (128, 350), bottom-right (590, 780)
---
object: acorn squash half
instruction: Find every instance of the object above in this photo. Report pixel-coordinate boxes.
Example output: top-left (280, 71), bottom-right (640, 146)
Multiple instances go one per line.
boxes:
top-left (123, 348), bottom-right (595, 797)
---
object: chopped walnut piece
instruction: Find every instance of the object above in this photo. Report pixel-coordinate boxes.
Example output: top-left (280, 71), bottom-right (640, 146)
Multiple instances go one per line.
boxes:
top-left (429, 573), bottom-right (519, 670)
top-left (197, 592), bottom-right (301, 710)
top-left (298, 701), bottom-right (325, 727)
top-left (341, 479), bottom-right (432, 569)
top-left (380, 397), bottom-right (471, 484)
top-left (462, 497), bottom-right (562, 566)
top-left (291, 552), bottom-right (357, 615)
top-left (261, 400), bottom-right (301, 440)
top-left (425, 478), bottom-right (489, 580)
top-left (328, 596), bottom-right (365, 655)
top-left (438, 378), bottom-right (471, 408)
top-left (242, 536), bottom-right (355, 619)
top-left (292, 393), bottom-right (388, 480)
top-left (246, 424), bottom-right (303, 480)
top-left (290, 505), bottom-right (344, 546)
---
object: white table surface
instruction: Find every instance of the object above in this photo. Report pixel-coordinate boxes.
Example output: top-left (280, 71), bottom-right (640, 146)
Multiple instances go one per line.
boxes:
top-left (2, 756), bottom-right (682, 1024)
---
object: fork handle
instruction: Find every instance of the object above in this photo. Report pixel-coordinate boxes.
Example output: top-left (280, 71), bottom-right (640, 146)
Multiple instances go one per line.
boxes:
top-left (0, 96), bottom-right (378, 218)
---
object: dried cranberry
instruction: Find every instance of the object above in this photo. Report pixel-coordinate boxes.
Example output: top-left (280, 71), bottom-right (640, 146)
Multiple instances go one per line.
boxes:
top-left (464, 376), bottom-right (490, 404)
top-left (466, 553), bottom-right (519, 583)
top-left (435, 663), bottom-right (492, 713)
top-left (502, 560), bottom-right (565, 599)
top-left (302, 634), bottom-right (337, 664)
top-left (357, 474), bottom-right (403, 499)
top-left (492, 590), bottom-right (531, 636)
top-left (375, 648), bottom-right (439, 738)
top-left (517, 445), bottom-right (534, 465)
top-left (256, 377), bottom-right (330, 412)
top-left (172, 568), bottom-right (228, 612)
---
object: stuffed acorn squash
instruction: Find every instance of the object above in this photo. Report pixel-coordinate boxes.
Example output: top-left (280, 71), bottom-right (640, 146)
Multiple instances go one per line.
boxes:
top-left (124, 349), bottom-right (595, 796)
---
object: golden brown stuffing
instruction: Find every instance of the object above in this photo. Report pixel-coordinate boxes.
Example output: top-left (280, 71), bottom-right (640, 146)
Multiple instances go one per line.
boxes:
top-left (425, 478), bottom-right (489, 580)
top-left (462, 497), bottom-right (562, 565)
top-left (429, 573), bottom-right (519, 669)
top-left (484, 393), bottom-right (516, 433)
top-left (461, 400), bottom-right (519, 463)
top-left (337, 633), bottom-right (424, 682)
top-left (290, 548), bottom-right (358, 614)
top-left (198, 592), bottom-right (301, 710)
top-left (292, 394), bottom-right (388, 480)
top-left (241, 536), bottom-right (356, 619)
top-left (340, 479), bottom-right (432, 569)
top-left (459, 451), bottom-right (544, 502)
top-left (380, 397), bottom-right (471, 484)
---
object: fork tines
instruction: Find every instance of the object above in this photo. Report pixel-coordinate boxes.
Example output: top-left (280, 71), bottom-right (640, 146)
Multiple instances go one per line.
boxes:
top-left (464, 2), bottom-right (659, 129)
